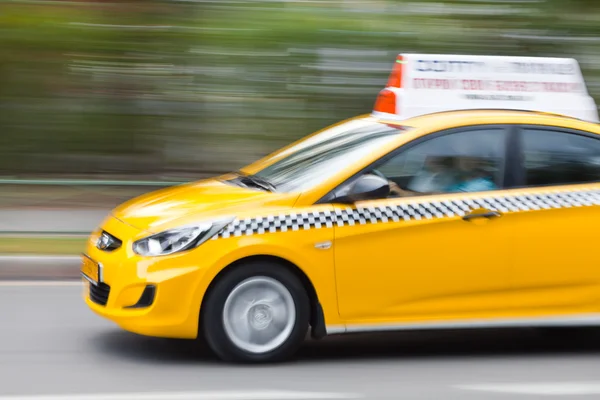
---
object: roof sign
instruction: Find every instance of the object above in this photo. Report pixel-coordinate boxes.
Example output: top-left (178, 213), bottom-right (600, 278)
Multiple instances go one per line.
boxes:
top-left (373, 53), bottom-right (599, 123)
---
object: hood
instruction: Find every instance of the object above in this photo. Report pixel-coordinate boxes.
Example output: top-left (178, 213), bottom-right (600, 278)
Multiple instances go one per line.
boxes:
top-left (112, 178), bottom-right (298, 233)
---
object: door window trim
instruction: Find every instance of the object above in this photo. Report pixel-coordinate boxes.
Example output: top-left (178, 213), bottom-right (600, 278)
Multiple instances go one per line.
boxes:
top-left (316, 124), bottom-right (513, 204)
top-left (513, 124), bottom-right (600, 190)
top-left (503, 124), bottom-right (521, 189)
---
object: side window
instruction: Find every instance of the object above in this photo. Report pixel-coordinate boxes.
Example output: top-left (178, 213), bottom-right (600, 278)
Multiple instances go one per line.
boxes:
top-left (521, 128), bottom-right (600, 187)
top-left (373, 128), bottom-right (506, 197)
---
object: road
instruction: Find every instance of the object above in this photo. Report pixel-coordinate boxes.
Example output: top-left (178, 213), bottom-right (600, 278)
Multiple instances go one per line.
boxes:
top-left (0, 210), bottom-right (108, 234)
top-left (2, 283), bottom-right (600, 399)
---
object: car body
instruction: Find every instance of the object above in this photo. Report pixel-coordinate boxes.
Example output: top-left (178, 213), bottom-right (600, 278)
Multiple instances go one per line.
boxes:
top-left (82, 54), bottom-right (600, 362)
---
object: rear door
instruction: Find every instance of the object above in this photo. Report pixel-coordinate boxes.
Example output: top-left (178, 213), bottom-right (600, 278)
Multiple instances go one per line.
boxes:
top-left (510, 126), bottom-right (600, 315)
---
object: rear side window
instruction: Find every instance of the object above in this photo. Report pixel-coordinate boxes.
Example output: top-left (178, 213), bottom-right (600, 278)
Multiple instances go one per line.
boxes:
top-left (521, 128), bottom-right (600, 187)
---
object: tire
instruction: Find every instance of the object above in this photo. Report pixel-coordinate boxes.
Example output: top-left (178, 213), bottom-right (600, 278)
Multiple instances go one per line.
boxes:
top-left (201, 260), bottom-right (310, 363)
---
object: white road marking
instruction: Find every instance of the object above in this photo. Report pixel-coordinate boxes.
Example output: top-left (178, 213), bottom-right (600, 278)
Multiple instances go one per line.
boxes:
top-left (0, 281), bottom-right (82, 287)
top-left (457, 382), bottom-right (600, 395)
top-left (0, 391), bottom-right (362, 400)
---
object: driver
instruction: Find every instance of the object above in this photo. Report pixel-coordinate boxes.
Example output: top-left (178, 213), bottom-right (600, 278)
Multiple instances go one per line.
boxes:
top-left (387, 156), bottom-right (458, 197)
top-left (386, 156), bottom-right (497, 197)
top-left (445, 156), bottom-right (497, 192)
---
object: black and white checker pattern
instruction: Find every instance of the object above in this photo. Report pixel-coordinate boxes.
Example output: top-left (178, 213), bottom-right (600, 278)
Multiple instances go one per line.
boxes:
top-left (213, 211), bottom-right (336, 239)
top-left (211, 188), bottom-right (600, 240)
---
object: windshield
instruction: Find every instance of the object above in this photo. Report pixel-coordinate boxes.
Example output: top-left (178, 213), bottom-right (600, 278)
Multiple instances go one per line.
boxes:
top-left (246, 119), bottom-right (407, 193)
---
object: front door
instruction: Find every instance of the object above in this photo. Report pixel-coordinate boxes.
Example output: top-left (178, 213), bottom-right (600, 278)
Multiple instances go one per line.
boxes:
top-left (332, 126), bottom-right (515, 325)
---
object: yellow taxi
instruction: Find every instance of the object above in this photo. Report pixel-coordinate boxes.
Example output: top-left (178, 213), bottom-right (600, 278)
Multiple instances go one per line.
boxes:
top-left (82, 54), bottom-right (600, 363)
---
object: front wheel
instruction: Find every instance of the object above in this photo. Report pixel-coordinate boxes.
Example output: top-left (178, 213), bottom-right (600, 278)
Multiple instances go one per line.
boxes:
top-left (201, 261), bottom-right (310, 363)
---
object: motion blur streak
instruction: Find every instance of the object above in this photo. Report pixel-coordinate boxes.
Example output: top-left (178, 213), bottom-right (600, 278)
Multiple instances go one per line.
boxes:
top-left (457, 382), bottom-right (600, 395)
top-left (0, 391), bottom-right (362, 400)
top-left (3, 284), bottom-right (600, 400)
top-left (3, 0), bottom-right (600, 397)
top-left (1, 0), bottom-right (600, 183)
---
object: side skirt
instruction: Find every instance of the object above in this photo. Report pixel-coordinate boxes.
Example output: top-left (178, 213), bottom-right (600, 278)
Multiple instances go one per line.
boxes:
top-left (326, 314), bottom-right (600, 335)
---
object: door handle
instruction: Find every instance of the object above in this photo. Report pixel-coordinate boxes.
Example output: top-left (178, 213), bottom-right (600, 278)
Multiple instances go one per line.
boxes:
top-left (462, 210), bottom-right (502, 221)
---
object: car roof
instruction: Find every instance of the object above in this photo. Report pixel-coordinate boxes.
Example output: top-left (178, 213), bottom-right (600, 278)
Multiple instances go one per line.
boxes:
top-left (372, 109), bottom-right (600, 135)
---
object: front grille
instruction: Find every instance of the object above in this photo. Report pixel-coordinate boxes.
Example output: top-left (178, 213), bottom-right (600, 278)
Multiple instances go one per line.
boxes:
top-left (89, 282), bottom-right (111, 306)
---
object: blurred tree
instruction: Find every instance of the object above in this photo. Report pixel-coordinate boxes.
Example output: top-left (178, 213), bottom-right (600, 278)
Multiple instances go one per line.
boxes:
top-left (1, 0), bottom-right (600, 177)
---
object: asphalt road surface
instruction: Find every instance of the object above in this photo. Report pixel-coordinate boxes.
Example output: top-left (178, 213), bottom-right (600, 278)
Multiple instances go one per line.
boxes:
top-left (0, 210), bottom-right (107, 233)
top-left (2, 282), bottom-right (600, 399)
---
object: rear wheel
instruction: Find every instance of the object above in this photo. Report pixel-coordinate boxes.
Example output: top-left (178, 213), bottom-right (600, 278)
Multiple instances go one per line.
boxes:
top-left (201, 261), bottom-right (310, 363)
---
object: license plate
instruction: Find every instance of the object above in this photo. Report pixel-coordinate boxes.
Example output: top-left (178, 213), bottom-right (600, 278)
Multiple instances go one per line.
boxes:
top-left (81, 254), bottom-right (100, 284)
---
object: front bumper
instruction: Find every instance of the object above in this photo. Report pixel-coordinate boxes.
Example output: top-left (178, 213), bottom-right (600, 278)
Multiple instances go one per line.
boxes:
top-left (82, 216), bottom-right (210, 339)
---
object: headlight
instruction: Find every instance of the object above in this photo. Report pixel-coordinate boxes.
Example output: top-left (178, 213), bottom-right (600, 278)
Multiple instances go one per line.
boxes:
top-left (133, 218), bottom-right (234, 257)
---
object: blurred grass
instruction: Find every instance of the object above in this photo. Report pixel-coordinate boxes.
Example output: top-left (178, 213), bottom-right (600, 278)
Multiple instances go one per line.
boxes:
top-left (0, 237), bottom-right (87, 255)
top-left (0, 184), bottom-right (154, 209)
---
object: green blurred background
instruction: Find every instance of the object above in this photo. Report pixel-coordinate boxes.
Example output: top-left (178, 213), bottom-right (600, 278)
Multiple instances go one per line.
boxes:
top-left (2, 0), bottom-right (600, 180)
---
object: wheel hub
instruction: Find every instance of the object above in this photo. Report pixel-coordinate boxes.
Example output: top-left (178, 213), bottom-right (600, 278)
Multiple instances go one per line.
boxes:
top-left (222, 276), bottom-right (296, 354)
top-left (249, 304), bottom-right (273, 330)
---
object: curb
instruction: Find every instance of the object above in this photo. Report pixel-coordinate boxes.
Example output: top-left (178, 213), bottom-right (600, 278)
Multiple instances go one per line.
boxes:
top-left (0, 255), bottom-right (81, 280)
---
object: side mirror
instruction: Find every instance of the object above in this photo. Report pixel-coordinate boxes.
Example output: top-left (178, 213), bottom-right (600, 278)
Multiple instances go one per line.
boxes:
top-left (337, 173), bottom-right (390, 204)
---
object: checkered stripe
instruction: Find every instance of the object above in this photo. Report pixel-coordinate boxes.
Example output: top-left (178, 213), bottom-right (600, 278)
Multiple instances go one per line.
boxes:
top-left (211, 188), bottom-right (600, 239)
top-left (212, 211), bottom-right (337, 239)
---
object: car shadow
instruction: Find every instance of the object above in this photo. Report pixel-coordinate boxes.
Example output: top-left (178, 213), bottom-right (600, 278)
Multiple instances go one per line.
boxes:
top-left (92, 326), bottom-right (600, 365)
top-left (298, 327), bottom-right (600, 362)
top-left (92, 329), bottom-right (219, 364)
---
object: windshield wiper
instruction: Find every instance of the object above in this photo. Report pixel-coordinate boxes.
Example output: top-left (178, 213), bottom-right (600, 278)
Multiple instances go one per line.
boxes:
top-left (243, 174), bottom-right (277, 192)
top-left (231, 171), bottom-right (277, 192)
